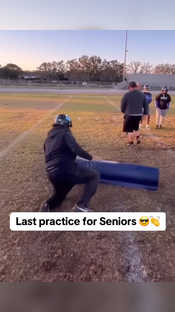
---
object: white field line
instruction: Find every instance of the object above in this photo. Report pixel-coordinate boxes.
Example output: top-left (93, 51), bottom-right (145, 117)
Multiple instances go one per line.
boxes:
top-left (143, 130), bottom-right (175, 158)
top-left (103, 96), bottom-right (121, 112)
top-left (103, 95), bottom-right (147, 282)
top-left (142, 115), bottom-right (175, 157)
top-left (118, 230), bottom-right (147, 282)
top-left (104, 96), bottom-right (175, 156)
top-left (104, 96), bottom-right (175, 280)
top-left (0, 95), bottom-right (73, 159)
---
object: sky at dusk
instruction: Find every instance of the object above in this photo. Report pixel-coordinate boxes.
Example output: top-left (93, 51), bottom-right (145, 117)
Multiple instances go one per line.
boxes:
top-left (0, 30), bottom-right (175, 70)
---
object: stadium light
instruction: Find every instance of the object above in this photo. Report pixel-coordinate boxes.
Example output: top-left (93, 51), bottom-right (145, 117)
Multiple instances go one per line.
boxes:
top-left (123, 30), bottom-right (128, 82)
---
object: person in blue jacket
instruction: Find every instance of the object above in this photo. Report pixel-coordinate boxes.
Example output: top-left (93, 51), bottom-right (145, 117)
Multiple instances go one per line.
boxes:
top-left (139, 84), bottom-right (152, 129)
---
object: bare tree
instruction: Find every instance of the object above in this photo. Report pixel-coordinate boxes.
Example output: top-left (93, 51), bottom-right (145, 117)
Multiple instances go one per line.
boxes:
top-left (154, 63), bottom-right (175, 74)
top-left (127, 61), bottom-right (142, 73)
top-left (140, 62), bottom-right (153, 74)
top-left (127, 61), bottom-right (153, 74)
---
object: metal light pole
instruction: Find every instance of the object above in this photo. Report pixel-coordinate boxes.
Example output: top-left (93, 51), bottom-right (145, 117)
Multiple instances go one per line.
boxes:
top-left (123, 30), bottom-right (128, 82)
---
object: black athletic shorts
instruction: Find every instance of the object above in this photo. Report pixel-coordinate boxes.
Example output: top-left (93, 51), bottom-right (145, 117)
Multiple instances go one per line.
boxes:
top-left (123, 115), bottom-right (142, 133)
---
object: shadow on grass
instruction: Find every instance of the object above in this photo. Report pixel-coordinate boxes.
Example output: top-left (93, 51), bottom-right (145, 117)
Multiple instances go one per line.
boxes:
top-left (163, 127), bottom-right (175, 132)
top-left (150, 134), bottom-right (175, 138)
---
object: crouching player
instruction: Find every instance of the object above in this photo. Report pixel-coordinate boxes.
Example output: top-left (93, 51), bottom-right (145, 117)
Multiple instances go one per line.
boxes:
top-left (40, 114), bottom-right (101, 212)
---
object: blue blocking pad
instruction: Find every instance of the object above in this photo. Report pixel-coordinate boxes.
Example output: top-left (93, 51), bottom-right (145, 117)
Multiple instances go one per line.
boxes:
top-left (76, 158), bottom-right (159, 190)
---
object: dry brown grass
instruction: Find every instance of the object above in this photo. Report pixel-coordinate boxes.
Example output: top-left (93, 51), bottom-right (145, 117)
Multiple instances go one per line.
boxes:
top-left (0, 94), bottom-right (175, 282)
top-left (0, 96), bottom-right (69, 150)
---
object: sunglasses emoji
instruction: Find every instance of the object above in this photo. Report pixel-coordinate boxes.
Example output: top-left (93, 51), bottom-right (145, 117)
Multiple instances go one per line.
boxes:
top-left (139, 216), bottom-right (149, 226)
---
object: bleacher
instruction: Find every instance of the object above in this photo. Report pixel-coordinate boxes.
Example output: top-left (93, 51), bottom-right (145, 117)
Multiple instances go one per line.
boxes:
top-left (119, 73), bottom-right (175, 90)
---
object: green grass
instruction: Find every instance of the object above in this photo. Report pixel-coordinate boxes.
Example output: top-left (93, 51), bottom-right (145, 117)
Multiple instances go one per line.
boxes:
top-left (1, 92), bottom-right (175, 115)
top-left (59, 97), bottom-right (116, 112)
top-left (0, 92), bottom-right (68, 99)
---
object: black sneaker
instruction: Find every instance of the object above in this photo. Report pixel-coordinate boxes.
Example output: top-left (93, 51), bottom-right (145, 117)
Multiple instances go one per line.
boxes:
top-left (137, 139), bottom-right (141, 144)
top-left (39, 201), bottom-right (50, 212)
top-left (156, 125), bottom-right (159, 129)
top-left (72, 203), bottom-right (93, 212)
top-left (159, 125), bottom-right (162, 129)
top-left (126, 142), bottom-right (134, 146)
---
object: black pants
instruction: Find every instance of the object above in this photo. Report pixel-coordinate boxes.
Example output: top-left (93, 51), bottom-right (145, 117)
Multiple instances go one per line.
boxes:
top-left (46, 162), bottom-right (100, 211)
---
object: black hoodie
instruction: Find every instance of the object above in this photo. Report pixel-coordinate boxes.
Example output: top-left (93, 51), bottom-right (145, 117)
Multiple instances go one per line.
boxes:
top-left (44, 125), bottom-right (92, 168)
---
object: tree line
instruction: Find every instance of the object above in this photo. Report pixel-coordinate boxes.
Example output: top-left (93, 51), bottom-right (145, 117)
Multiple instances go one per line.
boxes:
top-left (0, 57), bottom-right (175, 82)
top-left (127, 61), bottom-right (175, 75)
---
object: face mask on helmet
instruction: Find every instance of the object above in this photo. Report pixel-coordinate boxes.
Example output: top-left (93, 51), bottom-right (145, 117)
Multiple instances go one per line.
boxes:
top-left (54, 114), bottom-right (72, 127)
top-left (144, 85), bottom-right (150, 91)
top-left (162, 86), bottom-right (168, 93)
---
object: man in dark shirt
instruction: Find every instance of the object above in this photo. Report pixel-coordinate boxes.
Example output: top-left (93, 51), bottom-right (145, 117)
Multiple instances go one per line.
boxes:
top-left (40, 114), bottom-right (101, 212)
top-left (121, 81), bottom-right (149, 145)
top-left (155, 86), bottom-right (171, 129)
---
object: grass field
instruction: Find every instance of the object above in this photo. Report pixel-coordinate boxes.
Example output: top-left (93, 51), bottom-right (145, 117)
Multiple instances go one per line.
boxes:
top-left (0, 92), bottom-right (175, 282)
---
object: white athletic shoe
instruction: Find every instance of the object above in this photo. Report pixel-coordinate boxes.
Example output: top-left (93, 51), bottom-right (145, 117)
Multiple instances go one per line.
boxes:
top-left (72, 204), bottom-right (93, 212)
top-left (139, 124), bottom-right (142, 129)
top-left (146, 124), bottom-right (150, 129)
top-left (39, 201), bottom-right (50, 212)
